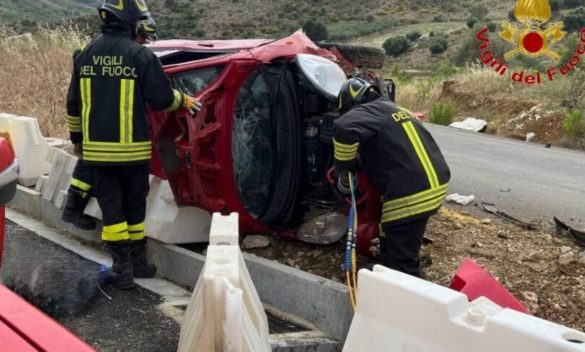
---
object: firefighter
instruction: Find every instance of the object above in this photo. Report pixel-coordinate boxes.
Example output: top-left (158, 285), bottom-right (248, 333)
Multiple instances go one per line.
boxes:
top-left (66, 0), bottom-right (201, 290)
top-left (333, 78), bottom-right (450, 278)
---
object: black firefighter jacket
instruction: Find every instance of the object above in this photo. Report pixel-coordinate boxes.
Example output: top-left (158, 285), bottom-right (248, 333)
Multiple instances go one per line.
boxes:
top-left (333, 97), bottom-right (451, 224)
top-left (66, 25), bottom-right (185, 165)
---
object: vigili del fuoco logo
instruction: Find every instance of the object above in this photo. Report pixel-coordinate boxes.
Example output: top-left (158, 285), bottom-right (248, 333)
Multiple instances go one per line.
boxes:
top-left (476, 0), bottom-right (585, 85)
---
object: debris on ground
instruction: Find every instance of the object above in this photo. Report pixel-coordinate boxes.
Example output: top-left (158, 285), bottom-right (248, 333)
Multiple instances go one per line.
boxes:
top-left (446, 193), bottom-right (475, 206)
top-left (449, 118), bottom-right (487, 132)
top-left (525, 132), bottom-right (536, 142)
top-left (242, 235), bottom-right (272, 249)
top-left (246, 205), bottom-right (585, 333)
top-left (482, 202), bottom-right (536, 230)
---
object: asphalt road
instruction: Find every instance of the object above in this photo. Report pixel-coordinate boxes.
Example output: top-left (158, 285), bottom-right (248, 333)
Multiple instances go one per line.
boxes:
top-left (426, 124), bottom-right (585, 228)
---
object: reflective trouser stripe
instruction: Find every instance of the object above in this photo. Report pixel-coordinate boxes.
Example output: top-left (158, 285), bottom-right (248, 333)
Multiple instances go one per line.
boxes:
top-left (81, 78), bottom-right (92, 143)
top-left (67, 115), bottom-right (82, 133)
top-left (383, 184), bottom-right (448, 212)
top-left (70, 178), bottom-right (92, 192)
top-left (102, 222), bottom-right (130, 242)
top-left (382, 190), bottom-right (446, 223)
top-left (333, 138), bottom-right (359, 162)
top-left (128, 223), bottom-right (145, 241)
top-left (119, 79), bottom-right (135, 144)
top-left (83, 151), bottom-right (151, 163)
top-left (402, 121), bottom-right (439, 189)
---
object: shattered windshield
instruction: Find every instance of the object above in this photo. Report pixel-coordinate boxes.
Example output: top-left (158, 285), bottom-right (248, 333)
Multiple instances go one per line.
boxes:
top-left (232, 71), bottom-right (274, 218)
top-left (172, 66), bottom-right (223, 96)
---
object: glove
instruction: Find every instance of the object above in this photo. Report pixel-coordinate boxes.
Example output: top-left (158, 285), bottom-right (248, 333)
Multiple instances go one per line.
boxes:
top-left (182, 94), bottom-right (202, 115)
top-left (336, 171), bottom-right (358, 195)
top-left (74, 143), bottom-right (83, 159)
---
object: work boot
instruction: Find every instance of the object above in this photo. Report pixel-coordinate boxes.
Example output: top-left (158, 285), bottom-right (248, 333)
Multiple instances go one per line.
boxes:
top-left (61, 189), bottom-right (96, 230)
top-left (131, 239), bottom-right (157, 278)
top-left (106, 241), bottom-right (135, 290)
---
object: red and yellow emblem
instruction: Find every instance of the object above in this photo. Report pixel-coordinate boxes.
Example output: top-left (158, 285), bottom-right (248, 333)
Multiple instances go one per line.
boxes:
top-left (500, 0), bottom-right (567, 61)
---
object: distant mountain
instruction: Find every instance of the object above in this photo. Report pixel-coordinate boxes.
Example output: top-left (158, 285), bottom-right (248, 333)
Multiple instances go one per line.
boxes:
top-left (0, 0), bottom-right (99, 23)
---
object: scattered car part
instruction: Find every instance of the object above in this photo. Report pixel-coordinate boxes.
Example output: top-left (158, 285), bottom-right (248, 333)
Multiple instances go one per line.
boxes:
top-left (481, 202), bottom-right (536, 230)
top-left (446, 193), bottom-right (476, 206)
top-left (449, 118), bottom-right (488, 133)
top-left (296, 212), bottom-right (347, 245)
top-left (553, 217), bottom-right (585, 246)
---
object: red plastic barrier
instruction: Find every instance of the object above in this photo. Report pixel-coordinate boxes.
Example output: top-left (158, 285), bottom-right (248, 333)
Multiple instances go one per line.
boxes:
top-left (0, 285), bottom-right (95, 351)
top-left (0, 206), bottom-right (4, 268)
top-left (449, 257), bottom-right (530, 314)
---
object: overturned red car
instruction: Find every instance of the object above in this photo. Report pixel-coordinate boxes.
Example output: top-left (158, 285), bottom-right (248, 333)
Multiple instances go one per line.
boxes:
top-left (147, 31), bottom-right (391, 256)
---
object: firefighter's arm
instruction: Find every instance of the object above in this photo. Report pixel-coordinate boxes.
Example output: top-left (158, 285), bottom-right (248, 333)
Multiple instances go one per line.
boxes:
top-left (66, 64), bottom-right (83, 145)
top-left (140, 51), bottom-right (201, 113)
top-left (332, 110), bottom-right (378, 172)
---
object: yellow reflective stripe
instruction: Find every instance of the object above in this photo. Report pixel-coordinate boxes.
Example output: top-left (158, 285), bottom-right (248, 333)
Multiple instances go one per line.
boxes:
top-left (67, 115), bottom-right (82, 132)
top-left (333, 139), bottom-right (359, 152)
top-left (334, 150), bottom-right (358, 161)
top-left (403, 121), bottom-right (439, 188)
top-left (164, 89), bottom-right (182, 112)
top-left (84, 141), bottom-right (151, 152)
top-left (119, 79), bottom-right (136, 144)
top-left (383, 184), bottom-right (448, 213)
top-left (81, 78), bottom-right (92, 143)
top-left (382, 194), bottom-right (445, 223)
top-left (102, 222), bottom-right (130, 241)
top-left (70, 178), bottom-right (92, 192)
top-left (83, 151), bottom-right (151, 162)
top-left (129, 223), bottom-right (145, 241)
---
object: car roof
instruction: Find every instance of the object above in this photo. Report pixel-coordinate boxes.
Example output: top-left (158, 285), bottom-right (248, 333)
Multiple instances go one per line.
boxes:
top-left (147, 38), bottom-right (275, 53)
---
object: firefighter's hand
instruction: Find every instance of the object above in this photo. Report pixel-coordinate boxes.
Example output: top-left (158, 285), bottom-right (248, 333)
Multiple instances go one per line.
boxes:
top-left (73, 143), bottom-right (83, 159)
top-left (182, 94), bottom-right (202, 115)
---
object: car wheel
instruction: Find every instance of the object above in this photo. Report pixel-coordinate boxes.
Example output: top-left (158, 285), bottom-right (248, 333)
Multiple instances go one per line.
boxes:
top-left (319, 42), bottom-right (386, 69)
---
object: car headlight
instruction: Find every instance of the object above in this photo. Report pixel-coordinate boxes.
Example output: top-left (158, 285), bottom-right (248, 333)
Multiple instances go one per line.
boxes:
top-left (296, 53), bottom-right (347, 100)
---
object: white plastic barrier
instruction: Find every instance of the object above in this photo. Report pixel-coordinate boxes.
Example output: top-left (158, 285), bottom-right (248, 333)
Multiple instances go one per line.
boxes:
top-left (145, 176), bottom-right (211, 243)
top-left (343, 265), bottom-right (585, 352)
top-left (178, 213), bottom-right (270, 352)
top-left (35, 148), bottom-right (78, 209)
top-left (0, 113), bottom-right (62, 186)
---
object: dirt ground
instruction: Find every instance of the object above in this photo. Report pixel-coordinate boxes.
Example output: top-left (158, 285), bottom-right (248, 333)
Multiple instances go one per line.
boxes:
top-left (245, 204), bottom-right (585, 333)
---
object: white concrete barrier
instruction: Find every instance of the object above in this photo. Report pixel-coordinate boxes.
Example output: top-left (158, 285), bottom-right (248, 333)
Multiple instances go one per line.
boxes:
top-left (145, 177), bottom-right (211, 244)
top-left (343, 265), bottom-right (585, 352)
top-left (35, 148), bottom-right (77, 209)
top-left (0, 113), bottom-right (64, 186)
top-left (178, 213), bottom-right (270, 352)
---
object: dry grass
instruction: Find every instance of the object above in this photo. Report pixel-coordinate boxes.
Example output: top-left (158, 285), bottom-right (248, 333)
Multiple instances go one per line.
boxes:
top-left (0, 25), bottom-right (88, 139)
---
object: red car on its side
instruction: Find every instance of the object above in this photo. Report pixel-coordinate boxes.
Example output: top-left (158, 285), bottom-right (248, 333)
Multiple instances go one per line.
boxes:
top-left (147, 31), bottom-right (391, 256)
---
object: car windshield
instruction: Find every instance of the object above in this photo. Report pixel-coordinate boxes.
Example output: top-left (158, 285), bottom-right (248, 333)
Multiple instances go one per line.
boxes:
top-left (172, 66), bottom-right (223, 96)
top-left (232, 71), bottom-right (274, 218)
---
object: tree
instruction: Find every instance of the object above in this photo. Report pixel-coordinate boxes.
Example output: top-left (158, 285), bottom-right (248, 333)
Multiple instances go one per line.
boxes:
top-left (406, 31), bottom-right (422, 42)
top-left (302, 19), bottom-right (328, 42)
top-left (469, 5), bottom-right (489, 20)
top-left (383, 36), bottom-right (409, 55)
top-left (563, 7), bottom-right (585, 32)
top-left (467, 17), bottom-right (478, 29)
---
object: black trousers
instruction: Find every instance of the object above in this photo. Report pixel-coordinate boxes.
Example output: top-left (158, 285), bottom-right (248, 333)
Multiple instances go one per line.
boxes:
top-left (69, 160), bottom-right (94, 197)
top-left (93, 165), bottom-right (150, 243)
top-left (380, 216), bottom-right (430, 278)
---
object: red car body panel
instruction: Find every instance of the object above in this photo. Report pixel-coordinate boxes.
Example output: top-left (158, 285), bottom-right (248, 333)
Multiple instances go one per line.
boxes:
top-left (148, 31), bottom-right (381, 253)
top-left (0, 137), bottom-right (14, 172)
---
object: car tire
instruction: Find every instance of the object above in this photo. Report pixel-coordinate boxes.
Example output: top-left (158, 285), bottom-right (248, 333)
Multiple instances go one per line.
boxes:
top-left (319, 42), bottom-right (386, 69)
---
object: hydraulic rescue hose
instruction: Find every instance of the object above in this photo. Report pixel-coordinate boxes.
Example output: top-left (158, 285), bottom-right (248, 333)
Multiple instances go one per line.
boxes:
top-left (345, 171), bottom-right (359, 311)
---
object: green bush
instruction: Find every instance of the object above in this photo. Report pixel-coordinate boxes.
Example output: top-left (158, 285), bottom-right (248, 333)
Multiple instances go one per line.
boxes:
top-left (469, 4), bottom-right (489, 20)
top-left (564, 110), bottom-right (585, 138)
top-left (429, 101), bottom-right (455, 125)
top-left (383, 36), bottom-right (409, 55)
top-left (508, 10), bottom-right (516, 21)
top-left (467, 17), bottom-right (478, 29)
top-left (487, 22), bottom-right (497, 32)
top-left (563, 0), bottom-right (582, 9)
top-left (563, 7), bottom-right (585, 33)
top-left (406, 31), bottom-right (422, 42)
top-left (429, 38), bottom-right (449, 54)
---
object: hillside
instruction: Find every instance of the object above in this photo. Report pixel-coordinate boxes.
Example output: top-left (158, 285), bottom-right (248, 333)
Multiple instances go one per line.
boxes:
top-left (0, 0), bottom-right (98, 23)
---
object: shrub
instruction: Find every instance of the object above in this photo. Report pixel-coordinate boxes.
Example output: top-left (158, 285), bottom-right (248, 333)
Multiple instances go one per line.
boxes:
top-left (563, 7), bottom-right (585, 33)
top-left (406, 31), bottom-right (422, 42)
top-left (302, 19), bottom-right (328, 42)
top-left (383, 36), bottom-right (409, 55)
top-left (429, 101), bottom-right (455, 125)
top-left (550, 0), bottom-right (561, 11)
top-left (563, 0), bottom-right (582, 9)
top-left (487, 22), bottom-right (497, 32)
top-left (467, 17), bottom-right (478, 29)
top-left (429, 38), bottom-right (449, 54)
top-left (563, 110), bottom-right (585, 138)
top-left (469, 4), bottom-right (489, 20)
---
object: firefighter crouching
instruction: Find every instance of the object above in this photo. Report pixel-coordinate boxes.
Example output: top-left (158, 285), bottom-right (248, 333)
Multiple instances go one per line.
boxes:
top-left (333, 78), bottom-right (451, 278)
top-left (66, 0), bottom-right (201, 290)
